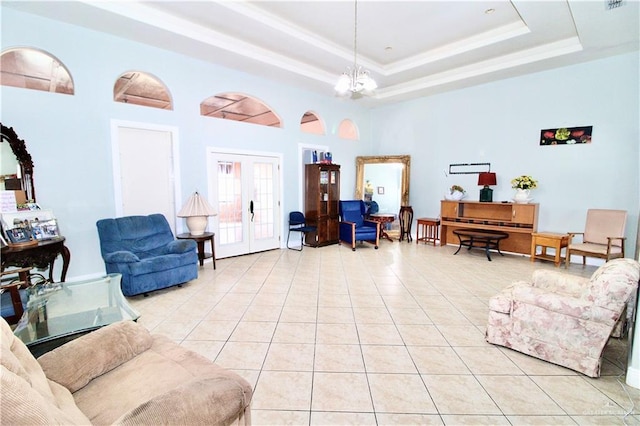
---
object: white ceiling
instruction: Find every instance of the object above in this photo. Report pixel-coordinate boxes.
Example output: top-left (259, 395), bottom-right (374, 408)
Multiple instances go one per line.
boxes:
top-left (4, 0), bottom-right (639, 106)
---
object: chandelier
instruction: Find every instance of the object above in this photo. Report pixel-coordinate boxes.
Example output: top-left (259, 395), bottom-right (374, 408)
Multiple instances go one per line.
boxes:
top-left (334, 0), bottom-right (377, 97)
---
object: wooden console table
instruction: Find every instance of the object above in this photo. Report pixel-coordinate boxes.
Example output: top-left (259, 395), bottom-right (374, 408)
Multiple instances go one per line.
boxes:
top-left (1, 237), bottom-right (70, 282)
top-left (440, 201), bottom-right (538, 255)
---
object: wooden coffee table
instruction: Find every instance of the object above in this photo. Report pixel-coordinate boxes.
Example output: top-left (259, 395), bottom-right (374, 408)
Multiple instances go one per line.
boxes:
top-left (452, 229), bottom-right (509, 261)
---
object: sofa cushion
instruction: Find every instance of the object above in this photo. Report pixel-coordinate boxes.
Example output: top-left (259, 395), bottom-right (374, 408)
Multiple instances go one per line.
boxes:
top-left (38, 320), bottom-right (153, 393)
top-left (0, 318), bottom-right (91, 425)
top-left (73, 333), bottom-right (253, 425)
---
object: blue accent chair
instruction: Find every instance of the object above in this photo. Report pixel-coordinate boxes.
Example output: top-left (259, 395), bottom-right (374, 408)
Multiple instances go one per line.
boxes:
top-left (339, 200), bottom-right (380, 251)
top-left (286, 211), bottom-right (317, 251)
top-left (96, 214), bottom-right (198, 297)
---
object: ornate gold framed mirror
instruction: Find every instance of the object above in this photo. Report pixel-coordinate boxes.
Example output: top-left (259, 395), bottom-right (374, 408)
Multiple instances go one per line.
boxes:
top-left (355, 155), bottom-right (410, 207)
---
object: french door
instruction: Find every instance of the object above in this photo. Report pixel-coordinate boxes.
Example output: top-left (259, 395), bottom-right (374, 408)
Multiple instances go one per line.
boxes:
top-left (207, 151), bottom-right (281, 258)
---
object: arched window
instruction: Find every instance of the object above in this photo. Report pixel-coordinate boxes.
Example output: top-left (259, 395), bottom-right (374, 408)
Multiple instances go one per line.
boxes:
top-left (114, 71), bottom-right (172, 110)
top-left (200, 93), bottom-right (281, 128)
top-left (0, 48), bottom-right (73, 95)
top-left (338, 119), bottom-right (358, 140)
top-left (300, 111), bottom-right (325, 135)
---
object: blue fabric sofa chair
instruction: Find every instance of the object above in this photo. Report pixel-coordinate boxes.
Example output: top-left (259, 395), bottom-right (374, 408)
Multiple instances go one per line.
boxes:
top-left (96, 214), bottom-right (198, 296)
top-left (339, 200), bottom-right (380, 251)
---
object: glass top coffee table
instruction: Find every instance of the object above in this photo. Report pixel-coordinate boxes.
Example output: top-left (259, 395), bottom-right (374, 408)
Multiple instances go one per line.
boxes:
top-left (14, 273), bottom-right (140, 356)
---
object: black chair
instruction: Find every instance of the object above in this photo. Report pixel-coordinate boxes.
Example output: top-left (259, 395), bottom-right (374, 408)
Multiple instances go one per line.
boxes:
top-left (287, 211), bottom-right (316, 251)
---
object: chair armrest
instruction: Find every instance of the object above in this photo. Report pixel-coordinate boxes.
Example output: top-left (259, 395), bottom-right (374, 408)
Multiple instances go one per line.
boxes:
top-left (164, 239), bottom-right (197, 254)
top-left (38, 320), bottom-right (153, 393)
top-left (104, 251), bottom-right (140, 263)
top-left (363, 220), bottom-right (379, 228)
top-left (340, 221), bottom-right (356, 230)
top-left (511, 285), bottom-right (618, 325)
top-left (606, 236), bottom-right (626, 248)
top-left (113, 376), bottom-right (252, 426)
top-left (567, 232), bottom-right (584, 244)
top-left (531, 270), bottom-right (589, 298)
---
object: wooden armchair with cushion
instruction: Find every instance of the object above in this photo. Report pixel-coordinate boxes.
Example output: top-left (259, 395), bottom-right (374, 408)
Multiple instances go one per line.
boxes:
top-left (565, 209), bottom-right (627, 268)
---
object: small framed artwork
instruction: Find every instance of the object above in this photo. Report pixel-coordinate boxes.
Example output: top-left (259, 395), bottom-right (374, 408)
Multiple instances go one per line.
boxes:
top-left (31, 219), bottom-right (59, 240)
top-left (377, 187), bottom-right (385, 195)
top-left (6, 227), bottom-right (32, 244)
top-left (540, 126), bottom-right (592, 145)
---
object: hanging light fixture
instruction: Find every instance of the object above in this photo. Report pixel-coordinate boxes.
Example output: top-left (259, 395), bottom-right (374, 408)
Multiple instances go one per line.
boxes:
top-left (335, 0), bottom-right (377, 98)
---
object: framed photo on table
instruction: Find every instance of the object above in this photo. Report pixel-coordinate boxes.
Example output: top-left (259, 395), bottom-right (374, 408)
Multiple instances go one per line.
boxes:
top-left (6, 227), bottom-right (32, 244)
top-left (31, 218), bottom-right (59, 240)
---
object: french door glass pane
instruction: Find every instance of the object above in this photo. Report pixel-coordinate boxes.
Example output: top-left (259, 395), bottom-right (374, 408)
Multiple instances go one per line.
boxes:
top-left (253, 162), bottom-right (274, 240)
top-left (217, 161), bottom-right (243, 244)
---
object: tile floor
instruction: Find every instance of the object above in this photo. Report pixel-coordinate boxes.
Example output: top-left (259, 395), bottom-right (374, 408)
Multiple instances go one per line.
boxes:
top-left (128, 240), bottom-right (640, 425)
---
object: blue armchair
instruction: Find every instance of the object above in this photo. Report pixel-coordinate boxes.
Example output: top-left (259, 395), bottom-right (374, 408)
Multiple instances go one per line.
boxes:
top-left (96, 214), bottom-right (198, 296)
top-left (339, 200), bottom-right (380, 251)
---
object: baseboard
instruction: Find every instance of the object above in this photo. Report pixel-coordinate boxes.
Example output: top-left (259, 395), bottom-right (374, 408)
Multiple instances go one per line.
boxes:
top-left (626, 365), bottom-right (640, 389)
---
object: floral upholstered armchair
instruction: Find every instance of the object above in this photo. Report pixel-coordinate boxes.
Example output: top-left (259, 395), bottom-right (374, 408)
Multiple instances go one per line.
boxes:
top-left (486, 258), bottom-right (639, 377)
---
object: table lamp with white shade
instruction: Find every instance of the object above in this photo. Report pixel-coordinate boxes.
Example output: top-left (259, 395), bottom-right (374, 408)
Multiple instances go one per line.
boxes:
top-left (177, 192), bottom-right (217, 236)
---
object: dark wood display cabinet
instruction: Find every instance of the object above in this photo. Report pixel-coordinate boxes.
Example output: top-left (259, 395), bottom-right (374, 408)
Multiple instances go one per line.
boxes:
top-left (305, 164), bottom-right (340, 247)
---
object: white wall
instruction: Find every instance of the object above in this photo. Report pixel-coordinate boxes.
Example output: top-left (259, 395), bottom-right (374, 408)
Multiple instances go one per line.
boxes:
top-left (0, 7), bottom-right (372, 279)
top-left (371, 52), bottom-right (640, 258)
top-left (2, 7), bottom-right (638, 279)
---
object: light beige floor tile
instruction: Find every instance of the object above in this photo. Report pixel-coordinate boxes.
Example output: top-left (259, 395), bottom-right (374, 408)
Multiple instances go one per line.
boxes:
top-left (454, 346), bottom-right (523, 375)
top-left (423, 307), bottom-right (473, 325)
top-left (285, 292), bottom-right (318, 307)
top-left (396, 324), bottom-right (448, 346)
top-left (353, 307), bottom-right (393, 324)
top-left (477, 375), bottom-right (565, 415)
top-left (570, 415), bottom-right (639, 425)
top-left (229, 369), bottom-right (260, 389)
top-left (376, 413), bottom-right (443, 425)
top-left (252, 371), bottom-right (313, 410)
top-left (186, 320), bottom-right (238, 341)
top-left (242, 304), bottom-right (283, 322)
top-left (585, 375), bottom-right (640, 413)
top-left (317, 306), bottom-right (354, 323)
top-left (314, 344), bottom-right (365, 372)
top-left (440, 414), bottom-right (511, 425)
top-left (507, 415), bottom-right (580, 425)
top-left (179, 340), bottom-right (224, 361)
top-left (279, 305), bottom-right (317, 323)
top-left (152, 318), bottom-right (200, 340)
top-left (263, 343), bottom-right (314, 371)
top-left (252, 409), bottom-right (310, 425)
top-left (229, 321), bottom-right (277, 342)
top-left (214, 341), bottom-right (269, 370)
top-left (407, 346), bottom-right (471, 375)
top-left (368, 373), bottom-right (437, 414)
top-left (422, 374), bottom-right (501, 415)
top-left (272, 322), bottom-right (316, 343)
top-left (361, 345), bottom-right (418, 374)
top-left (310, 411), bottom-right (377, 425)
top-left (437, 325), bottom-right (488, 346)
top-left (316, 323), bottom-right (360, 344)
top-left (531, 376), bottom-right (624, 416)
top-left (387, 307), bottom-right (432, 324)
top-left (356, 324), bottom-right (404, 345)
top-left (500, 348), bottom-right (578, 375)
top-left (311, 372), bottom-right (373, 412)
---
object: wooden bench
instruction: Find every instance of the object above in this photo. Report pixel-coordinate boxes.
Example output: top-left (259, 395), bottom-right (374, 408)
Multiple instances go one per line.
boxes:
top-left (452, 228), bottom-right (509, 261)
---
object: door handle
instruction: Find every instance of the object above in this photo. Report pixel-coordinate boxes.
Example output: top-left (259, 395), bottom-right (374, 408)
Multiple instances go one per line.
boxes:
top-left (249, 200), bottom-right (254, 222)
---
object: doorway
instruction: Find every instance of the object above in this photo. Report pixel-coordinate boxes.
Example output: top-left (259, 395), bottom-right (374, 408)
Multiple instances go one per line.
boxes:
top-left (112, 121), bottom-right (180, 233)
top-left (207, 150), bottom-right (281, 258)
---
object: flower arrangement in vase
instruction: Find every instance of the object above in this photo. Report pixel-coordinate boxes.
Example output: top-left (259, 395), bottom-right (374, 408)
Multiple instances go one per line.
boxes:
top-left (511, 175), bottom-right (538, 203)
top-left (445, 185), bottom-right (466, 201)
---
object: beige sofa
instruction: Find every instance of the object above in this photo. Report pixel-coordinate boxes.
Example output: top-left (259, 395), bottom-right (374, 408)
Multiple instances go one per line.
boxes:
top-left (486, 258), bottom-right (639, 377)
top-left (1, 318), bottom-right (252, 425)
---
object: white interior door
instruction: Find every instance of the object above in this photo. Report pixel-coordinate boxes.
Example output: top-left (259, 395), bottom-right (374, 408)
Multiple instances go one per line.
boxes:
top-left (208, 151), bottom-right (280, 258)
top-left (114, 125), bottom-right (177, 233)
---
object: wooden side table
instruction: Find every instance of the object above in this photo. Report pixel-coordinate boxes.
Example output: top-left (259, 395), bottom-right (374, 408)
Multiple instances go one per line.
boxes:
top-left (531, 232), bottom-right (569, 267)
top-left (399, 206), bottom-right (414, 243)
top-left (1, 237), bottom-right (70, 282)
top-left (416, 218), bottom-right (440, 246)
top-left (369, 214), bottom-right (395, 242)
top-left (177, 232), bottom-right (216, 269)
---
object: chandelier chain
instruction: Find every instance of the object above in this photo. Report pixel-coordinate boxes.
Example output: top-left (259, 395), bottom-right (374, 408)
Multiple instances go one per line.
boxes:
top-left (353, 0), bottom-right (358, 68)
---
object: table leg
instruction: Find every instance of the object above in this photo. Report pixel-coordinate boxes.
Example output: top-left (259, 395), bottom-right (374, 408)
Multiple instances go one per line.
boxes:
top-left (196, 240), bottom-right (205, 266)
top-left (209, 236), bottom-right (216, 270)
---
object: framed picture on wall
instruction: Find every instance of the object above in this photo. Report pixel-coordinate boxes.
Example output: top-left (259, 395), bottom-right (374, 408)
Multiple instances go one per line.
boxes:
top-left (377, 187), bottom-right (385, 195)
